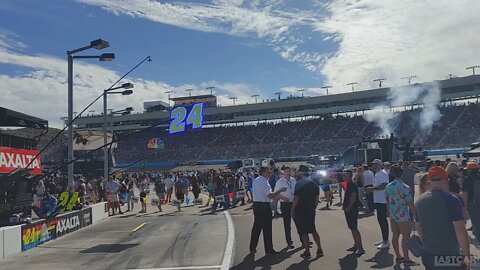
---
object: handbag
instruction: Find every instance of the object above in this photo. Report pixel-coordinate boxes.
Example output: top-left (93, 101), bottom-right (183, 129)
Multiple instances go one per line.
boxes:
top-left (406, 226), bottom-right (423, 257)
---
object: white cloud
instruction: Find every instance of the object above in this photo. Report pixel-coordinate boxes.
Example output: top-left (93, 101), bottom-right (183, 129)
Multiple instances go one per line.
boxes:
top-left (318, 0), bottom-right (480, 91)
top-left (0, 35), bottom-right (257, 128)
top-left (76, 0), bottom-right (325, 73)
top-left (77, 0), bottom-right (480, 93)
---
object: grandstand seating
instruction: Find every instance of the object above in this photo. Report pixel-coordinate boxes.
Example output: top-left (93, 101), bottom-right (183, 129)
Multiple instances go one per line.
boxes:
top-left (4, 103), bottom-right (476, 165)
top-left (112, 102), bottom-right (480, 164)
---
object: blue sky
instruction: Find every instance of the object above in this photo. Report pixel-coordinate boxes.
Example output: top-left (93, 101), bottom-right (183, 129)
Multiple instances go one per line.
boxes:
top-left (0, 0), bottom-right (479, 127)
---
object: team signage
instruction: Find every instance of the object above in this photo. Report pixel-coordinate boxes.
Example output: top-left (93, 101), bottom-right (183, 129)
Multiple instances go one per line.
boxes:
top-left (169, 103), bottom-right (204, 134)
top-left (21, 219), bottom-right (57, 251)
top-left (21, 207), bottom-right (92, 251)
top-left (0, 147), bottom-right (42, 174)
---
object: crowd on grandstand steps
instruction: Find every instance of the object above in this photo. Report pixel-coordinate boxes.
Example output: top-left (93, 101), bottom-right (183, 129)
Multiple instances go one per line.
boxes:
top-left (111, 103), bottom-right (480, 164)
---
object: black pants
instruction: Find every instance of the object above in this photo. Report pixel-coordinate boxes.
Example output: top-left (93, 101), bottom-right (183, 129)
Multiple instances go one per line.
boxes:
top-left (280, 202), bottom-right (294, 245)
top-left (374, 203), bottom-right (389, 241)
top-left (249, 202), bottom-right (274, 252)
top-left (365, 185), bottom-right (374, 211)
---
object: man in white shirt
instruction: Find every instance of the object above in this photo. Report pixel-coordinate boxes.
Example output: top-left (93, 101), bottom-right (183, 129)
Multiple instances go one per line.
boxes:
top-left (363, 164), bottom-right (375, 212)
top-left (366, 159), bottom-right (390, 249)
top-left (164, 175), bottom-right (174, 203)
top-left (249, 167), bottom-right (286, 255)
top-left (274, 167), bottom-right (297, 249)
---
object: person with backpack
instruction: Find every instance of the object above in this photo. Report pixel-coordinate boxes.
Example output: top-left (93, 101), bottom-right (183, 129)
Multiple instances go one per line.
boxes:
top-left (154, 177), bottom-right (166, 212)
top-left (461, 161), bottom-right (480, 244)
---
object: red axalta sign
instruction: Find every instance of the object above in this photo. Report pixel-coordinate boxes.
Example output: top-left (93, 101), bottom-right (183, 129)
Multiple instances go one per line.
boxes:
top-left (0, 147), bottom-right (42, 174)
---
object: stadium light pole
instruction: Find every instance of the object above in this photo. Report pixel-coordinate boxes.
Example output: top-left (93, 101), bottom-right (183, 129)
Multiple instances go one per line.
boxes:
top-left (401, 75), bottom-right (417, 85)
top-left (103, 83), bottom-right (134, 183)
top-left (466, 65), bottom-right (480, 76)
top-left (67, 39), bottom-right (113, 191)
top-left (321, 86), bottom-right (332, 95)
top-left (185, 88), bottom-right (194, 97)
top-left (251, 94), bottom-right (259, 104)
top-left (230, 96), bottom-right (237, 105)
top-left (164, 90), bottom-right (173, 106)
top-left (373, 78), bottom-right (386, 88)
top-left (298, 89), bottom-right (306, 98)
top-left (347, 82), bottom-right (358, 92)
top-left (274, 92), bottom-right (282, 101)
top-left (206, 86), bottom-right (215, 95)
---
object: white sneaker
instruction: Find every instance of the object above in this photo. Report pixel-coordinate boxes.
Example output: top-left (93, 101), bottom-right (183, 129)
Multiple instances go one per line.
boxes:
top-left (377, 241), bottom-right (390, 249)
top-left (374, 240), bottom-right (383, 246)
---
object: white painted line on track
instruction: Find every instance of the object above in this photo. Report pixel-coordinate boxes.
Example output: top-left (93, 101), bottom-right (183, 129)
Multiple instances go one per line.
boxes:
top-left (133, 266), bottom-right (221, 270)
top-left (221, 210), bottom-right (235, 270)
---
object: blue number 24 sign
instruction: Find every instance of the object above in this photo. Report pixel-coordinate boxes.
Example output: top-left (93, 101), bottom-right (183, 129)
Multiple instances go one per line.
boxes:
top-left (169, 103), bottom-right (204, 134)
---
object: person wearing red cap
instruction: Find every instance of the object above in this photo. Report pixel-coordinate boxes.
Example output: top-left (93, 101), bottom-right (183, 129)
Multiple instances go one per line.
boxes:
top-left (415, 166), bottom-right (471, 269)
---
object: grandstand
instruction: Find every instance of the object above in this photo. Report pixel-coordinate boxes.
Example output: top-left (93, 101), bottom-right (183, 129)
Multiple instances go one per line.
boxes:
top-left (71, 75), bottom-right (480, 166)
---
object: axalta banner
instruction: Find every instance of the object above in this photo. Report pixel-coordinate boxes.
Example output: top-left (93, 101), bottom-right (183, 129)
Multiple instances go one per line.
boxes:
top-left (21, 207), bottom-right (92, 251)
top-left (0, 147), bottom-right (42, 174)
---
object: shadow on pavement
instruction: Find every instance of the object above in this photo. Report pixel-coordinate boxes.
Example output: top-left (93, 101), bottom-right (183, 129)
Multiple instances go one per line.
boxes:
top-left (80, 243), bottom-right (139, 253)
top-left (364, 249), bottom-right (394, 268)
top-left (231, 247), bottom-right (307, 270)
top-left (339, 253), bottom-right (361, 270)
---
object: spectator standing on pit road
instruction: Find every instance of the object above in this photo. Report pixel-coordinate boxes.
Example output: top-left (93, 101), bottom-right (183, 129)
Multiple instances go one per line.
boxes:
top-left (343, 170), bottom-right (365, 255)
top-left (292, 165), bottom-right (324, 259)
top-left (366, 159), bottom-right (390, 249)
top-left (126, 177), bottom-right (135, 212)
top-left (269, 168), bottom-right (281, 216)
top-left (363, 164), bottom-right (375, 213)
top-left (164, 174), bottom-right (174, 203)
top-left (139, 177), bottom-right (149, 213)
top-left (401, 161), bottom-right (419, 197)
top-left (415, 167), bottom-right (471, 269)
top-left (274, 167), bottom-right (297, 249)
top-left (385, 167), bottom-right (416, 266)
top-left (249, 167), bottom-right (286, 255)
top-left (106, 176), bottom-right (123, 215)
top-left (461, 161), bottom-right (480, 244)
top-left (154, 177), bottom-right (166, 212)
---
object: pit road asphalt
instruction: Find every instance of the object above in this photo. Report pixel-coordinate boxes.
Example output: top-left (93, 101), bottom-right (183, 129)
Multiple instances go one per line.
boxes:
top-left (1, 190), bottom-right (479, 270)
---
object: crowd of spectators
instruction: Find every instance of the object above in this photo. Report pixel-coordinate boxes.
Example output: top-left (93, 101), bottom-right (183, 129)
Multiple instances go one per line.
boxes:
top-left (111, 103), bottom-right (480, 164)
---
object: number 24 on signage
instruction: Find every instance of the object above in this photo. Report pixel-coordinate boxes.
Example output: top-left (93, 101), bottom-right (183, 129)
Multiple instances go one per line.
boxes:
top-left (169, 103), bottom-right (204, 134)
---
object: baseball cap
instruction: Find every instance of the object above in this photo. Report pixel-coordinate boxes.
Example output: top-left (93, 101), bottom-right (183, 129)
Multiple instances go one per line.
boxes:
top-left (465, 161), bottom-right (479, 170)
top-left (428, 166), bottom-right (448, 181)
top-left (371, 159), bottom-right (383, 166)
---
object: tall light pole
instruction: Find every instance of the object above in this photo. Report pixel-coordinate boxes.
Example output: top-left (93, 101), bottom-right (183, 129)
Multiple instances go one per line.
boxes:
top-left (401, 75), bottom-right (417, 85)
top-left (274, 92), bottom-right (282, 101)
top-left (347, 82), bottom-right (358, 92)
top-left (164, 90), bottom-right (173, 106)
top-left (185, 88), bottom-right (194, 97)
top-left (321, 86), bottom-right (332, 95)
top-left (298, 89), bottom-right (306, 98)
top-left (206, 86), bottom-right (215, 95)
top-left (251, 94), bottom-right (259, 104)
top-left (67, 39), bottom-right (113, 190)
top-left (230, 97), bottom-right (237, 105)
top-left (373, 78), bottom-right (386, 88)
top-left (103, 83), bottom-right (134, 182)
top-left (467, 65), bottom-right (480, 76)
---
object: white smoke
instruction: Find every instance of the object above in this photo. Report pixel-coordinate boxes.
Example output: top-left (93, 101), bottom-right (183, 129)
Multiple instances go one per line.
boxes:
top-left (363, 106), bottom-right (397, 137)
top-left (363, 81), bottom-right (442, 136)
top-left (418, 82), bottom-right (442, 133)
